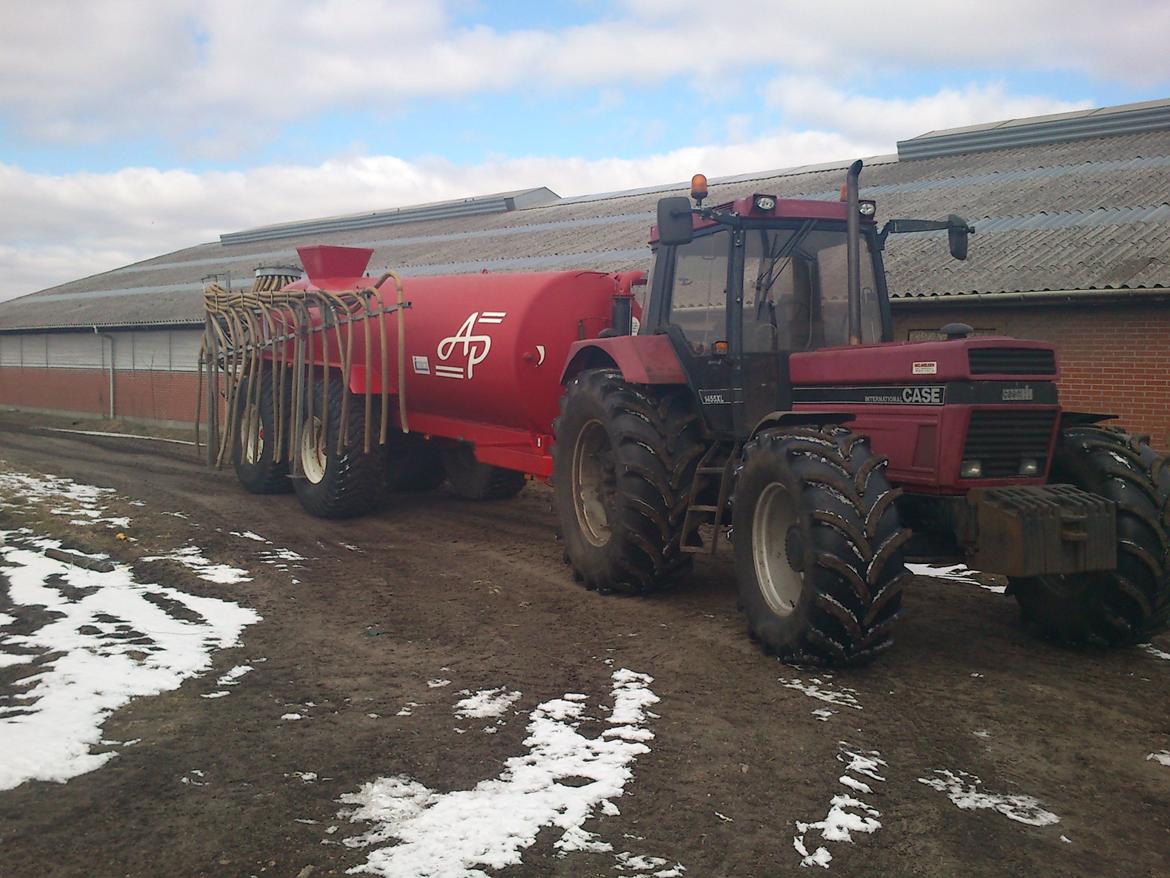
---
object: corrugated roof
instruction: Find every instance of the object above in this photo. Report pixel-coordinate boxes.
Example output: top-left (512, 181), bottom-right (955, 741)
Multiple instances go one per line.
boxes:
top-left (2, 101), bottom-right (1169, 332)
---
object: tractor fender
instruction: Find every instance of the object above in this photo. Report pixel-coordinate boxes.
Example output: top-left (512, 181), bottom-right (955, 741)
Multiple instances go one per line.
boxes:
top-left (1059, 411), bottom-right (1117, 429)
top-left (749, 410), bottom-right (855, 440)
top-left (560, 335), bottom-right (687, 385)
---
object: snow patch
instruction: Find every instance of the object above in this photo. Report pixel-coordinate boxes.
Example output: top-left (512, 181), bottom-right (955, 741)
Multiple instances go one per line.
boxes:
top-left (1146, 751), bottom-right (1170, 767)
top-left (811, 708), bottom-right (835, 722)
top-left (282, 713), bottom-right (303, 721)
top-left (140, 545), bottom-right (251, 584)
top-left (0, 531), bottom-right (258, 790)
top-left (0, 466), bottom-right (128, 529)
top-left (338, 669), bottom-right (666, 877)
top-left (231, 531), bottom-right (269, 543)
top-left (917, 769), bottom-right (1059, 826)
top-left (906, 563), bottom-right (1006, 594)
top-left (453, 687), bottom-right (521, 720)
top-left (1141, 643), bottom-right (1170, 662)
top-left (793, 743), bottom-right (886, 869)
top-left (426, 678), bottom-right (451, 689)
top-left (780, 676), bottom-right (862, 711)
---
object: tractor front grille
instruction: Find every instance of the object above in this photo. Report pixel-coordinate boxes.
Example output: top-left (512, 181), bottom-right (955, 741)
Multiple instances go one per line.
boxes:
top-left (962, 409), bottom-right (1057, 478)
top-left (968, 347), bottom-right (1056, 375)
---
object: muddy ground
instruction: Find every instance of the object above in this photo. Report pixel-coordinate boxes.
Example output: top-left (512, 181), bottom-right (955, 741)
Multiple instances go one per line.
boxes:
top-left (0, 411), bottom-right (1167, 878)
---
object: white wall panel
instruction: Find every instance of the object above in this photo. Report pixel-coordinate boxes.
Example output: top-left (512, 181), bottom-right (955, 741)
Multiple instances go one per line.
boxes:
top-left (46, 333), bottom-right (104, 369)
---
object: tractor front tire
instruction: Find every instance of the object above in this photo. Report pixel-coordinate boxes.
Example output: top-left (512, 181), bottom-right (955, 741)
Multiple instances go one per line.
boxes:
top-left (232, 370), bottom-right (292, 494)
top-left (730, 426), bottom-right (909, 665)
top-left (1011, 426), bottom-right (1170, 645)
top-left (442, 445), bottom-right (526, 500)
top-left (552, 369), bottom-right (703, 594)
top-left (291, 374), bottom-right (387, 519)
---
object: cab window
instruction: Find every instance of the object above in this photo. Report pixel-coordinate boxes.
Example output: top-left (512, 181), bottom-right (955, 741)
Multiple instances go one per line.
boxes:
top-left (668, 231), bottom-right (729, 354)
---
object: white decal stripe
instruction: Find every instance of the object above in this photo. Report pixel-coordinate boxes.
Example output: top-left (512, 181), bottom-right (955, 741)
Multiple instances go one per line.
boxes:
top-left (478, 317), bottom-right (504, 324)
top-left (481, 311), bottom-right (507, 318)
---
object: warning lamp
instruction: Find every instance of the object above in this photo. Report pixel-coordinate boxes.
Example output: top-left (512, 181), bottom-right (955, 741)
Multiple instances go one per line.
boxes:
top-left (712, 340), bottom-right (729, 357)
top-left (839, 183), bottom-right (848, 201)
top-left (691, 173), bottom-right (709, 205)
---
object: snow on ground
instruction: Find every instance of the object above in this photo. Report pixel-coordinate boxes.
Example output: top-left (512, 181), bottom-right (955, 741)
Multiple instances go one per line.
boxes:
top-left (453, 687), bottom-right (521, 720)
top-left (779, 676), bottom-right (863, 711)
top-left (793, 743), bottom-right (886, 869)
top-left (0, 465), bottom-right (129, 529)
top-left (41, 427), bottom-right (196, 447)
top-left (906, 563), bottom-right (1007, 594)
top-left (339, 669), bottom-right (671, 877)
top-left (201, 664), bottom-right (253, 699)
top-left (1147, 751), bottom-right (1170, 767)
top-left (140, 546), bottom-right (252, 585)
top-left (1141, 643), bottom-right (1170, 662)
top-left (917, 769), bottom-right (1059, 826)
top-left (0, 531), bottom-right (259, 790)
top-left (231, 531), bottom-right (269, 543)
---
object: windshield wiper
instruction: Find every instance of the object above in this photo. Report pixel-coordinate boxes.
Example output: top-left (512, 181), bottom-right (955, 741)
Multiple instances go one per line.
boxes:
top-left (754, 220), bottom-right (815, 317)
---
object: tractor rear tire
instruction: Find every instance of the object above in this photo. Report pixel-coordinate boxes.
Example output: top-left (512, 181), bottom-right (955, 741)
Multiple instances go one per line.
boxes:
top-left (552, 369), bottom-right (703, 594)
top-left (1011, 426), bottom-right (1170, 645)
top-left (291, 374), bottom-right (387, 519)
top-left (385, 434), bottom-right (445, 492)
top-left (730, 425), bottom-right (909, 665)
top-left (232, 370), bottom-right (292, 494)
top-left (442, 446), bottom-right (526, 500)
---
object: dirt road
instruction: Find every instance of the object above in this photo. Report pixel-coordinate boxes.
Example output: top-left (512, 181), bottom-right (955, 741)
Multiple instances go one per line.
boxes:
top-left (1, 412), bottom-right (1168, 877)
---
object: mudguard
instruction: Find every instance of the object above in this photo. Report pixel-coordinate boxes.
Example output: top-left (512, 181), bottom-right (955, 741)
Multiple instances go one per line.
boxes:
top-left (560, 335), bottom-right (687, 385)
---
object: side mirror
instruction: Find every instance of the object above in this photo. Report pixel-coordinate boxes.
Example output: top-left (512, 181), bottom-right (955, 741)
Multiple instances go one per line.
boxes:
top-left (947, 214), bottom-right (972, 261)
top-left (656, 197), bottom-right (694, 246)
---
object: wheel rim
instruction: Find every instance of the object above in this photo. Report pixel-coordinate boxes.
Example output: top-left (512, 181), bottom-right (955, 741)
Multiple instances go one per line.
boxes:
top-left (241, 403), bottom-right (264, 464)
top-left (752, 482), bottom-right (804, 617)
top-left (572, 419), bottom-right (616, 547)
top-left (301, 416), bottom-right (327, 485)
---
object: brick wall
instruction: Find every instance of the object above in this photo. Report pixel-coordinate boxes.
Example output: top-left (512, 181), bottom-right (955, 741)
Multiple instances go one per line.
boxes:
top-left (0, 366), bottom-right (202, 426)
top-left (895, 301), bottom-right (1170, 449)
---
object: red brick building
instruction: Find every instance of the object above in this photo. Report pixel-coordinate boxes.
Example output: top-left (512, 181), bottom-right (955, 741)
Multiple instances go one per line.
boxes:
top-left (2, 99), bottom-right (1168, 445)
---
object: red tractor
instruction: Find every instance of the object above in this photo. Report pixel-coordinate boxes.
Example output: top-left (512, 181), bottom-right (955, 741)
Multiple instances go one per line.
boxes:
top-left (203, 161), bottom-right (1170, 665)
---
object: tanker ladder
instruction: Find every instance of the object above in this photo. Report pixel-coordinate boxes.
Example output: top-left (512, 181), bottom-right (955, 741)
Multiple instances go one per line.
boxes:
top-left (681, 441), bottom-right (741, 554)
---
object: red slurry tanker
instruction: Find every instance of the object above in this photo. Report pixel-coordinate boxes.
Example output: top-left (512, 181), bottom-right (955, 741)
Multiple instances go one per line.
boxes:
top-left (202, 161), bottom-right (1170, 665)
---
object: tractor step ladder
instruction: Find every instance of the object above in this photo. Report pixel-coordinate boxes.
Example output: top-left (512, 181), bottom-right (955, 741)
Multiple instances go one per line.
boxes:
top-left (681, 442), bottom-right (741, 555)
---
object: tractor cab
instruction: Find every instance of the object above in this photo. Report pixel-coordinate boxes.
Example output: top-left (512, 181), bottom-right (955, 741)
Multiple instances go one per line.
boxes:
top-left (643, 167), bottom-right (970, 438)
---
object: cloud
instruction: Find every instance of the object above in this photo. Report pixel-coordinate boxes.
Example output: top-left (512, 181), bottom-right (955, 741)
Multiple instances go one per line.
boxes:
top-left (1, 1), bottom-right (1166, 150)
top-left (766, 79), bottom-right (1092, 144)
top-left (0, 124), bottom-right (883, 301)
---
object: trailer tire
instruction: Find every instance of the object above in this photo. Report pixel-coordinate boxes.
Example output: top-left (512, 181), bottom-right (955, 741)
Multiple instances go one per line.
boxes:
top-left (730, 426), bottom-right (909, 665)
top-left (552, 369), bottom-right (703, 594)
top-left (385, 435), bottom-right (445, 492)
top-left (442, 446), bottom-right (526, 500)
top-left (1012, 426), bottom-right (1170, 645)
top-left (232, 370), bottom-right (292, 494)
top-left (291, 373), bottom-right (386, 519)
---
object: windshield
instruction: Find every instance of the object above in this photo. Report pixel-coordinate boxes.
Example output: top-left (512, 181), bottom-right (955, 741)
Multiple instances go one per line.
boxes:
top-left (742, 225), bottom-right (882, 353)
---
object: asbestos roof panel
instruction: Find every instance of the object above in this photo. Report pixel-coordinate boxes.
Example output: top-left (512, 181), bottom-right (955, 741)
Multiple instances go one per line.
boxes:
top-left (3, 119), bottom-right (1170, 331)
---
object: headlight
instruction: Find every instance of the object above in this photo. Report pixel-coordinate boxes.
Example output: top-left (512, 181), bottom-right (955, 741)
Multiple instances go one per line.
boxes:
top-left (1019, 458), bottom-right (1040, 476)
top-left (960, 460), bottom-right (983, 479)
top-left (858, 200), bottom-right (876, 216)
top-left (753, 194), bottom-right (777, 211)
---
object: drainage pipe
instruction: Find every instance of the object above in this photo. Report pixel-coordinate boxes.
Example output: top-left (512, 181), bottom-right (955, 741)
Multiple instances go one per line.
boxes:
top-left (92, 325), bottom-right (115, 418)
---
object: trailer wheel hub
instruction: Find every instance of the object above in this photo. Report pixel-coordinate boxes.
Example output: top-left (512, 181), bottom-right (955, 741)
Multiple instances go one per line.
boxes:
top-left (301, 416), bottom-right (328, 485)
top-left (572, 419), bottom-right (616, 547)
top-left (752, 482), bottom-right (804, 616)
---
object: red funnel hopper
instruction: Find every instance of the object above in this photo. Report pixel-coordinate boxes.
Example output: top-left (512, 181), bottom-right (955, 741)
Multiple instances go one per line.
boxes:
top-left (298, 245), bottom-right (373, 283)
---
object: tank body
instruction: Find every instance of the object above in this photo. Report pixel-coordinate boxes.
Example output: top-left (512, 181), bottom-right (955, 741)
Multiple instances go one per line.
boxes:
top-left (287, 269), bottom-right (622, 437)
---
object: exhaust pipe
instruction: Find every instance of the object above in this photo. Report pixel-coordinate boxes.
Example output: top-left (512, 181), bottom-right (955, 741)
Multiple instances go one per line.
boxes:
top-left (845, 159), bottom-right (863, 345)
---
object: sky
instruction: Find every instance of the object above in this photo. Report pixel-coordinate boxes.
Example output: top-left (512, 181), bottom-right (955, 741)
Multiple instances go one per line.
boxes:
top-left (1, 0), bottom-right (1169, 302)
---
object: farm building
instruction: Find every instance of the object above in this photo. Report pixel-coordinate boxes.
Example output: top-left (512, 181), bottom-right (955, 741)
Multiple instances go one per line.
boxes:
top-left (1, 98), bottom-right (1168, 447)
